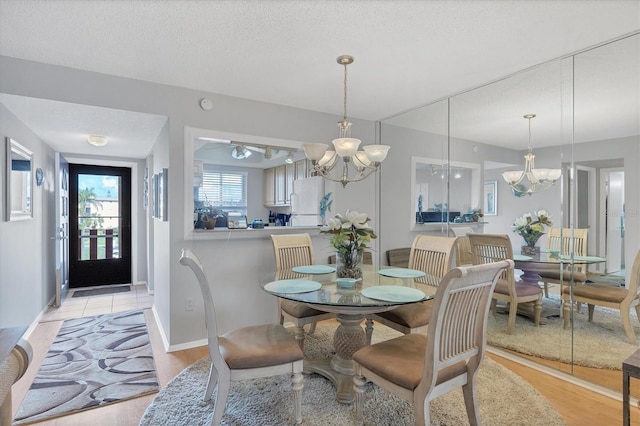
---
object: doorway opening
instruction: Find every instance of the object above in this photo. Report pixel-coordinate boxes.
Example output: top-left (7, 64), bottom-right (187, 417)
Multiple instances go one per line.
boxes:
top-left (68, 164), bottom-right (132, 288)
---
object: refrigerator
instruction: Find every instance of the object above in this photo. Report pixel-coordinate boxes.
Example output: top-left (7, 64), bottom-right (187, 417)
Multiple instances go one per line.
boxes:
top-left (290, 176), bottom-right (326, 227)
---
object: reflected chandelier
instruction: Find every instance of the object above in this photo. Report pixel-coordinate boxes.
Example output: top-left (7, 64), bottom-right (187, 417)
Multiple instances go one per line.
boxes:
top-left (303, 55), bottom-right (390, 188)
top-left (502, 114), bottom-right (561, 196)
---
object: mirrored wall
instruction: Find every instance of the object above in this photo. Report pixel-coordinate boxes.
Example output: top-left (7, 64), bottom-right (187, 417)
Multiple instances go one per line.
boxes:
top-left (380, 32), bottom-right (639, 395)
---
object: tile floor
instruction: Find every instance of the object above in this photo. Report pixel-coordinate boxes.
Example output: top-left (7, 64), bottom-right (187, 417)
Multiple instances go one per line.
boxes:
top-left (40, 284), bottom-right (153, 322)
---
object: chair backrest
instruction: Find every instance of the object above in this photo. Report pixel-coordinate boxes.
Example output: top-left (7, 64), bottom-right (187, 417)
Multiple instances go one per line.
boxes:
top-left (451, 226), bottom-right (475, 237)
top-left (271, 233), bottom-right (314, 270)
top-left (386, 247), bottom-right (411, 268)
top-left (467, 234), bottom-right (514, 286)
top-left (408, 235), bottom-right (457, 286)
top-left (420, 260), bottom-right (513, 392)
top-left (624, 250), bottom-right (640, 301)
top-left (546, 227), bottom-right (588, 255)
top-left (179, 249), bottom-right (226, 371)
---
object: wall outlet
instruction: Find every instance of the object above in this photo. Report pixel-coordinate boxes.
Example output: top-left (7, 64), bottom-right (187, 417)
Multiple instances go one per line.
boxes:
top-left (185, 297), bottom-right (194, 311)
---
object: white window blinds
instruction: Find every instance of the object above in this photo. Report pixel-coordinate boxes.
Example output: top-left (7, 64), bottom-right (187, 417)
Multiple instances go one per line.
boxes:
top-left (198, 168), bottom-right (248, 212)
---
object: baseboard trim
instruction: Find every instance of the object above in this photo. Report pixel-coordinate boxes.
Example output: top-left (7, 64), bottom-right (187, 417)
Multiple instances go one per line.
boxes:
top-left (151, 305), bottom-right (171, 352)
top-left (487, 346), bottom-right (631, 404)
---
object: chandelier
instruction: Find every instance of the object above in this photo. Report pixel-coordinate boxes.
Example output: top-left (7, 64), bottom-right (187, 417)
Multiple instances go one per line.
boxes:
top-left (303, 55), bottom-right (390, 188)
top-left (502, 114), bottom-right (561, 195)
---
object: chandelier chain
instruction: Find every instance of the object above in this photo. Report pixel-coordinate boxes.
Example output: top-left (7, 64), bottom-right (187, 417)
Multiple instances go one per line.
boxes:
top-left (343, 61), bottom-right (348, 121)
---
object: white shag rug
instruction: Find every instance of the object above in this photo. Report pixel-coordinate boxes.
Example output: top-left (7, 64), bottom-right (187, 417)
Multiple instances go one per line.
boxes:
top-left (140, 323), bottom-right (564, 425)
top-left (487, 295), bottom-right (639, 369)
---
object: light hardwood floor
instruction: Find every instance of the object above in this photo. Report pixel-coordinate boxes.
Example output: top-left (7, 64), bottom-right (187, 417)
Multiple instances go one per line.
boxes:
top-left (10, 289), bottom-right (639, 425)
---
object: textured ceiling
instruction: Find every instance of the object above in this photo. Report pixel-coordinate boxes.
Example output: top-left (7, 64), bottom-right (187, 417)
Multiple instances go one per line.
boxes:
top-left (0, 1), bottom-right (638, 158)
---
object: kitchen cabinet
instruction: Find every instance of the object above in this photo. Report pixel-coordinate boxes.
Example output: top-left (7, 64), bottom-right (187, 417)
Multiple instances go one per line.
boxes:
top-left (264, 168), bottom-right (275, 206)
top-left (295, 159), bottom-right (308, 180)
top-left (275, 165), bottom-right (286, 204)
top-left (285, 163), bottom-right (295, 204)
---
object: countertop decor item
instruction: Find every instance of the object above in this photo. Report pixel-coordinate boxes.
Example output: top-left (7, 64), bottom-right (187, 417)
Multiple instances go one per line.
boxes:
top-left (320, 210), bottom-right (376, 279)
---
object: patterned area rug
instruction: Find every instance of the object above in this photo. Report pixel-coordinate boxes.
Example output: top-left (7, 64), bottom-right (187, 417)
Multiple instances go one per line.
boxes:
top-left (14, 310), bottom-right (158, 425)
top-left (139, 323), bottom-right (564, 425)
top-left (487, 295), bottom-right (638, 369)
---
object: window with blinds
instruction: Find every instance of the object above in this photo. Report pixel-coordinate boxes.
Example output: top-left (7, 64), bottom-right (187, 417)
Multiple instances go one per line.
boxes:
top-left (197, 168), bottom-right (248, 214)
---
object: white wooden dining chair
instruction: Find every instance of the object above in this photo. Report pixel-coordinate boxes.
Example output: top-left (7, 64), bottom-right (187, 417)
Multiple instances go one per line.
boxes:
top-left (366, 235), bottom-right (457, 343)
top-left (353, 260), bottom-right (511, 426)
top-left (468, 233), bottom-right (542, 334)
top-left (539, 227), bottom-right (589, 297)
top-left (180, 248), bottom-right (304, 425)
top-left (563, 249), bottom-right (640, 344)
top-left (271, 233), bottom-right (334, 350)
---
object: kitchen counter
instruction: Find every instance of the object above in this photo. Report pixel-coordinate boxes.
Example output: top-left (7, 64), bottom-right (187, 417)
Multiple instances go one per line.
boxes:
top-left (190, 225), bottom-right (324, 240)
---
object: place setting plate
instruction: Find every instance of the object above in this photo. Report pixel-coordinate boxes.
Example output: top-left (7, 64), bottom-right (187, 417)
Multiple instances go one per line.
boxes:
top-left (377, 268), bottom-right (426, 279)
top-left (264, 279), bottom-right (322, 294)
top-left (361, 286), bottom-right (426, 303)
top-left (291, 265), bottom-right (336, 274)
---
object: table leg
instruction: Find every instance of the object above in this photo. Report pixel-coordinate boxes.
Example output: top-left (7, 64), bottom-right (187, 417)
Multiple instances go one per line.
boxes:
top-left (303, 312), bottom-right (366, 404)
top-left (513, 268), bottom-right (548, 325)
top-left (624, 370), bottom-right (630, 426)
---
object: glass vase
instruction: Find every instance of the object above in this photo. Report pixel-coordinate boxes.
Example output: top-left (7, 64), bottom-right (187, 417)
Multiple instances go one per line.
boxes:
top-left (336, 250), bottom-right (363, 279)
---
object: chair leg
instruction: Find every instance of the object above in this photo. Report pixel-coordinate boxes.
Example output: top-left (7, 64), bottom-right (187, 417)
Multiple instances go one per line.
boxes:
top-left (507, 302), bottom-right (517, 334)
top-left (543, 282), bottom-right (549, 298)
top-left (563, 299), bottom-right (570, 329)
top-left (587, 304), bottom-right (595, 322)
top-left (308, 321), bottom-right (317, 334)
top-left (294, 326), bottom-right (305, 350)
top-left (462, 373), bottom-right (481, 426)
top-left (413, 396), bottom-right (429, 426)
top-left (291, 371), bottom-right (303, 425)
top-left (533, 298), bottom-right (542, 327)
top-left (621, 307), bottom-right (637, 345)
top-left (204, 364), bottom-right (218, 402)
top-left (490, 299), bottom-right (497, 318)
top-left (211, 372), bottom-right (230, 425)
top-left (353, 372), bottom-right (367, 426)
top-left (365, 318), bottom-right (374, 345)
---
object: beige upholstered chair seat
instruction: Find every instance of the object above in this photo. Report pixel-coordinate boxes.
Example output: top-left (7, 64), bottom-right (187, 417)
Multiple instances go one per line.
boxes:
top-left (372, 302), bottom-right (432, 328)
top-left (280, 300), bottom-right (328, 318)
top-left (219, 324), bottom-right (303, 369)
top-left (562, 284), bottom-right (627, 304)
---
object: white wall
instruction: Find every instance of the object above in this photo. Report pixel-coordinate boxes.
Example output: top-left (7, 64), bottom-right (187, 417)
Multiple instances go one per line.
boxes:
top-left (0, 104), bottom-right (56, 328)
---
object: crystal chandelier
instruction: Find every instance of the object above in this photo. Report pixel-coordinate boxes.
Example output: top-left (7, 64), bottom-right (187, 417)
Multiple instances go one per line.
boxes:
top-left (502, 114), bottom-right (561, 195)
top-left (303, 55), bottom-right (390, 188)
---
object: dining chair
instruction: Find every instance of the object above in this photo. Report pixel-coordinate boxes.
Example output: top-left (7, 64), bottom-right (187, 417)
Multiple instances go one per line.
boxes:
top-left (452, 226), bottom-right (475, 266)
top-left (353, 260), bottom-right (512, 426)
top-left (468, 233), bottom-right (542, 334)
top-left (563, 249), bottom-right (640, 344)
top-left (366, 235), bottom-right (457, 344)
top-left (538, 227), bottom-right (589, 297)
top-left (271, 233), bottom-right (334, 350)
top-left (179, 249), bottom-right (304, 425)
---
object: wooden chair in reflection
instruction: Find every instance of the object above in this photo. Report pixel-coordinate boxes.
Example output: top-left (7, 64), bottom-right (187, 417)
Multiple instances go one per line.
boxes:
top-left (538, 227), bottom-right (589, 298)
top-left (451, 226), bottom-right (475, 266)
top-left (353, 260), bottom-right (512, 426)
top-left (271, 233), bottom-right (334, 350)
top-left (179, 248), bottom-right (304, 425)
top-left (366, 235), bottom-right (457, 344)
top-left (468, 233), bottom-right (542, 334)
top-left (563, 249), bottom-right (640, 344)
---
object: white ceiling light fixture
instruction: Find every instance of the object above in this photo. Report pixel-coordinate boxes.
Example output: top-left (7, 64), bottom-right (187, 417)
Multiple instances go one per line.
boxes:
top-left (87, 134), bottom-right (107, 147)
top-left (285, 151), bottom-right (294, 164)
top-left (502, 114), bottom-right (561, 195)
top-left (303, 55), bottom-right (390, 188)
top-left (231, 145), bottom-right (252, 159)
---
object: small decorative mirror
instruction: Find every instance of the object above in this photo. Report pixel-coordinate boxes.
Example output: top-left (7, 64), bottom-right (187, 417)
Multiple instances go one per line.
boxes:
top-left (5, 137), bottom-right (33, 221)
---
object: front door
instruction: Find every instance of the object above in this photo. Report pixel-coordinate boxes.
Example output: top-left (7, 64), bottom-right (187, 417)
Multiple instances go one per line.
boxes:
top-left (69, 164), bottom-right (132, 287)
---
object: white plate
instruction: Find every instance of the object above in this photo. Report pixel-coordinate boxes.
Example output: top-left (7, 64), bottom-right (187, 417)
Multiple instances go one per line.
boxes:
top-left (377, 268), bottom-right (426, 279)
top-left (291, 265), bottom-right (336, 274)
top-left (361, 286), bottom-right (426, 303)
top-left (264, 279), bottom-right (322, 294)
top-left (513, 254), bottom-right (533, 261)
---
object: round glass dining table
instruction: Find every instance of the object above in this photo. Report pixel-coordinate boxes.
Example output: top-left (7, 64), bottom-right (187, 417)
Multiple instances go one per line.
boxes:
top-left (260, 264), bottom-right (433, 403)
